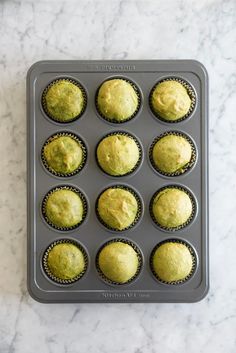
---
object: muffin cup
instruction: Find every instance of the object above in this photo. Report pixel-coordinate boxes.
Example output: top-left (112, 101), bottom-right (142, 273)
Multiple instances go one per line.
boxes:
top-left (95, 77), bottom-right (142, 124)
top-left (96, 131), bottom-right (143, 177)
top-left (42, 238), bottom-right (88, 285)
top-left (150, 238), bottom-right (197, 285)
top-left (41, 77), bottom-right (87, 123)
top-left (42, 185), bottom-right (88, 231)
top-left (41, 131), bottom-right (87, 178)
top-left (149, 184), bottom-right (197, 232)
top-left (95, 184), bottom-right (143, 232)
top-left (149, 77), bottom-right (196, 123)
top-left (96, 238), bottom-right (143, 286)
top-left (149, 130), bottom-right (197, 177)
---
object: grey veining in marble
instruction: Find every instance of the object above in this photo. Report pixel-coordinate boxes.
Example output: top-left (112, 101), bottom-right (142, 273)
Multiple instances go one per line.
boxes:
top-left (0, 0), bottom-right (236, 352)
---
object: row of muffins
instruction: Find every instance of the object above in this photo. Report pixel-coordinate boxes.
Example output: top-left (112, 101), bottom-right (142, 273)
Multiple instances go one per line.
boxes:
top-left (42, 131), bottom-right (196, 178)
top-left (42, 184), bottom-right (196, 232)
top-left (42, 77), bottom-right (196, 124)
top-left (43, 238), bottom-right (196, 286)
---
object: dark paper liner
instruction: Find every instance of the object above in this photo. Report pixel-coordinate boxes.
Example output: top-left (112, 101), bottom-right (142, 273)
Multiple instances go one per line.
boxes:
top-left (42, 238), bottom-right (88, 285)
top-left (95, 77), bottom-right (142, 124)
top-left (150, 238), bottom-right (197, 285)
top-left (42, 185), bottom-right (88, 231)
top-left (96, 238), bottom-right (143, 286)
top-left (41, 78), bottom-right (87, 123)
top-left (96, 131), bottom-right (143, 177)
top-left (149, 185), bottom-right (197, 232)
top-left (41, 131), bottom-right (87, 177)
top-left (95, 184), bottom-right (143, 232)
top-left (149, 77), bottom-right (196, 123)
top-left (149, 130), bottom-right (197, 177)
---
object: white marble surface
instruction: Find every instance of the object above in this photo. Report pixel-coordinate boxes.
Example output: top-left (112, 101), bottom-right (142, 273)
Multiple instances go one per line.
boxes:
top-left (0, 0), bottom-right (236, 352)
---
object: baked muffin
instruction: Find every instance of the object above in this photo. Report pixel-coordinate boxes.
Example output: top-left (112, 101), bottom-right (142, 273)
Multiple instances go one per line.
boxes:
top-left (43, 135), bottom-right (84, 175)
top-left (97, 187), bottom-right (138, 230)
top-left (44, 188), bottom-right (84, 229)
top-left (152, 134), bottom-right (192, 174)
top-left (98, 241), bottom-right (139, 284)
top-left (97, 79), bottom-right (139, 122)
top-left (151, 188), bottom-right (193, 229)
top-left (151, 80), bottom-right (191, 121)
top-left (43, 79), bottom-right (85, 122)
top-left (46, 243), bottom-right (86, 281)
top-left (96, 134), bottom-right (140, 176)
top-left (151, 242), bottom-right (194, 283)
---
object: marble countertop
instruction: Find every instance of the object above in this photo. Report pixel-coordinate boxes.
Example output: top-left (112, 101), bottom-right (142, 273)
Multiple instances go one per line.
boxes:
top-left (0, 0), bottom-right (235, 352)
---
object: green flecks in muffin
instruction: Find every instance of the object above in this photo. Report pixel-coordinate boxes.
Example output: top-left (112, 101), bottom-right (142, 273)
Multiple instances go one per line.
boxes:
top-left (97, 188), bottom-right (138, 230)
top-left (152, 188), bottom-right (193, 229)
top-left (97, 79), bottom-right (139, 121)
top-left (45, 189), bottom-right (84, 228)
top-left (43, 136), bottom-right (83, 174)
top-left (97, 134), bottom-right (140, 176)
top-left (151, 80), bottom-right (191, 121)
top-left (152, 134), bottom-right (192, 174)
top-left (152, 242), bottom-right (193, 283)
top-left (44, 80), bottom-right (85, 122)
top-left (98, 242), bottom-right (139, 283)
top-left (47, 243), bottom-right (85, 280)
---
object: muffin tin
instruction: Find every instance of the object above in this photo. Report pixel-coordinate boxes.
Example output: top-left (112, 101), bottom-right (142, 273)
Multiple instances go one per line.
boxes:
top-left (27, 60), bottom-right (209, 303)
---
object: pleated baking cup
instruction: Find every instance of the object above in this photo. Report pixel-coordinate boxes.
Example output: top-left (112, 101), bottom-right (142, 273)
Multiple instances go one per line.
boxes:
top-left (95, 77), bottom-right (142, 124)
top-left (42, 238), bottom-right (88, 285)
top-left (41, 78), bottom-right (87, 123)
top-left (42, 185), bottom-right (88, 231)
top-left (149, 77), bottom-right (196, 123)
top-left (150, 238), bottom-right (197, 285)
top-left (95, 184), bottom-right (143, 232)
top-left (149, 130), bottom-right (197, 177)
top-left (41, 131), bottom-right (87, 177)
top-left (96, 131), bottom-right (143, 177)
top-left (149, 184), bottom-right (197, 232)
top-left (95, 238), bottom-right (143, 286)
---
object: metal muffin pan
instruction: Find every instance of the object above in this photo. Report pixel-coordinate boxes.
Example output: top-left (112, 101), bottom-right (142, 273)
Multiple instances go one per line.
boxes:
top-left (27, 60), bottom-right (209, 303)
